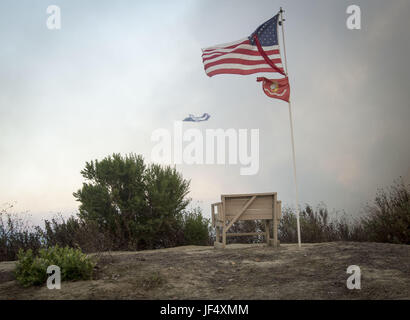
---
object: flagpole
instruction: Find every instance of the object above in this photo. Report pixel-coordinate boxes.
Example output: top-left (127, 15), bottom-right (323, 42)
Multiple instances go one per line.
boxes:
top-left (279, 7), bottom-right (302, 248)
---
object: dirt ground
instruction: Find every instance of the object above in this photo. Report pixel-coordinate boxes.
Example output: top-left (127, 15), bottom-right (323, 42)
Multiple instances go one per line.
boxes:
top-left (0, 241), bottom-right (409, 300)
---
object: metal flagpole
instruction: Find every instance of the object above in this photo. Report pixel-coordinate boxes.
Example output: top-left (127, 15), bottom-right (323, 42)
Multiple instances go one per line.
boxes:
top-left (279, 7), bottom-right (302, 248)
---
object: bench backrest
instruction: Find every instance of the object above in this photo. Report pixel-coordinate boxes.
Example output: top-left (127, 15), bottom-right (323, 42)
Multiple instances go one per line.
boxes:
top-left (223, 193), bottom-right (279, 221)
top-left (212, 193), bottom-right (282, 227)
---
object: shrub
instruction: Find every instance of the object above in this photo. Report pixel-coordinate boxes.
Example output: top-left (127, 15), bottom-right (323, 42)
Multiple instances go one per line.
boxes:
top-left (361, 180), bottom-right (410, 244)
top-left (140, 271), bottom-right (165, 290)
top-left (0, 204), bottom-right (42, 261)
top-left (73, 153), bottom-right (191, 250)
top-left (182, 208), bottom-right (211, 245)
top-left (41, 215), bottom-right (113, 253)
top-left (226, 220), bottom-right (264, 244)
top-left (278, 180), bottom-right (410, 244)
top-left (279, 204), bottom-right (365, 243)
top-left (14, 245), bottom-right (95, 287)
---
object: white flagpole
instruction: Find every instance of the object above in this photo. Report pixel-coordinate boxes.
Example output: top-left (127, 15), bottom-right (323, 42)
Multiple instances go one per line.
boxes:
top-left (279, 7), bottom-right (302, 248)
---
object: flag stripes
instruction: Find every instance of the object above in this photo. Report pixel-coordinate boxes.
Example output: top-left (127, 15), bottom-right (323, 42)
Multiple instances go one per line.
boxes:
top-left (202, 38), bottom-right (284, 77)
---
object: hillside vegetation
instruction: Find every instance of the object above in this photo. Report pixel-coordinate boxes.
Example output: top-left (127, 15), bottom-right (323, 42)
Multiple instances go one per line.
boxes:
top-left (1, 153), bottom-right (409, 293)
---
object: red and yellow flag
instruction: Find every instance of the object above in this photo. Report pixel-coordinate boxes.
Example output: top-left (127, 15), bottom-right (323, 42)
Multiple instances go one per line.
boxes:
top-left (257, 77), bottom-right (290, 102)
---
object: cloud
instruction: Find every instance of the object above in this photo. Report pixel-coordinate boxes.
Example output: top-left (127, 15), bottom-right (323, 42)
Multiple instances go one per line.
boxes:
top-left (0, 0), bottom-right (409, 220)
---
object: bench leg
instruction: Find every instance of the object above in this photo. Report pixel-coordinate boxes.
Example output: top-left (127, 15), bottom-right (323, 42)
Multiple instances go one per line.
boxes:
top-left (214, 226), bottom-right (226, 249)
top-left (273, 212), bottom-right (279, 248)
top-left (214, 241), bottom-right (225, 249)
top-left (265, 220), bottom-right (271, 245)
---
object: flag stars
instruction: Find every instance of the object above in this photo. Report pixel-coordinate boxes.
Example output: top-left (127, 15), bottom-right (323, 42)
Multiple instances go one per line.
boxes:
top-left (249, 13), bottom-right (280, 46)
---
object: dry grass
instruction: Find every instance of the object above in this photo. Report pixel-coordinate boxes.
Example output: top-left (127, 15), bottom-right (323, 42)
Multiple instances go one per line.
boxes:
top-left (1, 242), bottom-right (409, 300)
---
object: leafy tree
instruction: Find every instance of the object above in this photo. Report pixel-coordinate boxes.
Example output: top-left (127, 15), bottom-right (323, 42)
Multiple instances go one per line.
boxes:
top-left (182, 207), bottom-right (211, 245)
top-left (144, 164), bottom-right (190, 247)
top-left (73, 153), bottom-right (190, 249)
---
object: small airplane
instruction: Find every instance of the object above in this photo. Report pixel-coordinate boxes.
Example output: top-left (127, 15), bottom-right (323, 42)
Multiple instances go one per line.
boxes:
top-left (183, 113), bottom-right (211, 122)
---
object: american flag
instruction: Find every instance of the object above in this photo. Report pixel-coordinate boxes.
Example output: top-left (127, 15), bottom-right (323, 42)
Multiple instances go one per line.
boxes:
top-left (202, 13), bottom-right (285, 77)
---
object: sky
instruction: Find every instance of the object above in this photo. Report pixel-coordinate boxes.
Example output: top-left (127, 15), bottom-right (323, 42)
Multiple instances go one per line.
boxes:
top-left (1, 0), bottom-right (409, 224)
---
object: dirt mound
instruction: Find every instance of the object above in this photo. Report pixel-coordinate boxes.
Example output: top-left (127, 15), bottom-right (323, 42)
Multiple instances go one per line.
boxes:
top-left (0, 242), bottom-right (409, 300)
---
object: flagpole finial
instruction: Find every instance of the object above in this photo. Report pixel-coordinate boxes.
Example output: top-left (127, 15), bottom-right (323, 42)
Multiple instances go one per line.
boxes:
top-left (279, 7), bottom-right (285, 25)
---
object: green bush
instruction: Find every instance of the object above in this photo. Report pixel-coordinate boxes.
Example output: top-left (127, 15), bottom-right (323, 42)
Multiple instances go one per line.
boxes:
top-left (14, 245), bottom-right (95, 287)
top-left (182, 208), bottom-right (210, 245)
top-left (73, 153), bottom-right (191, 250)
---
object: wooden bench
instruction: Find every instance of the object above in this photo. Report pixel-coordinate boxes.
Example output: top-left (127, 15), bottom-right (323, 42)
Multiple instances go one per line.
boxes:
top-left (211, 192), bottom-right (281, 249)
